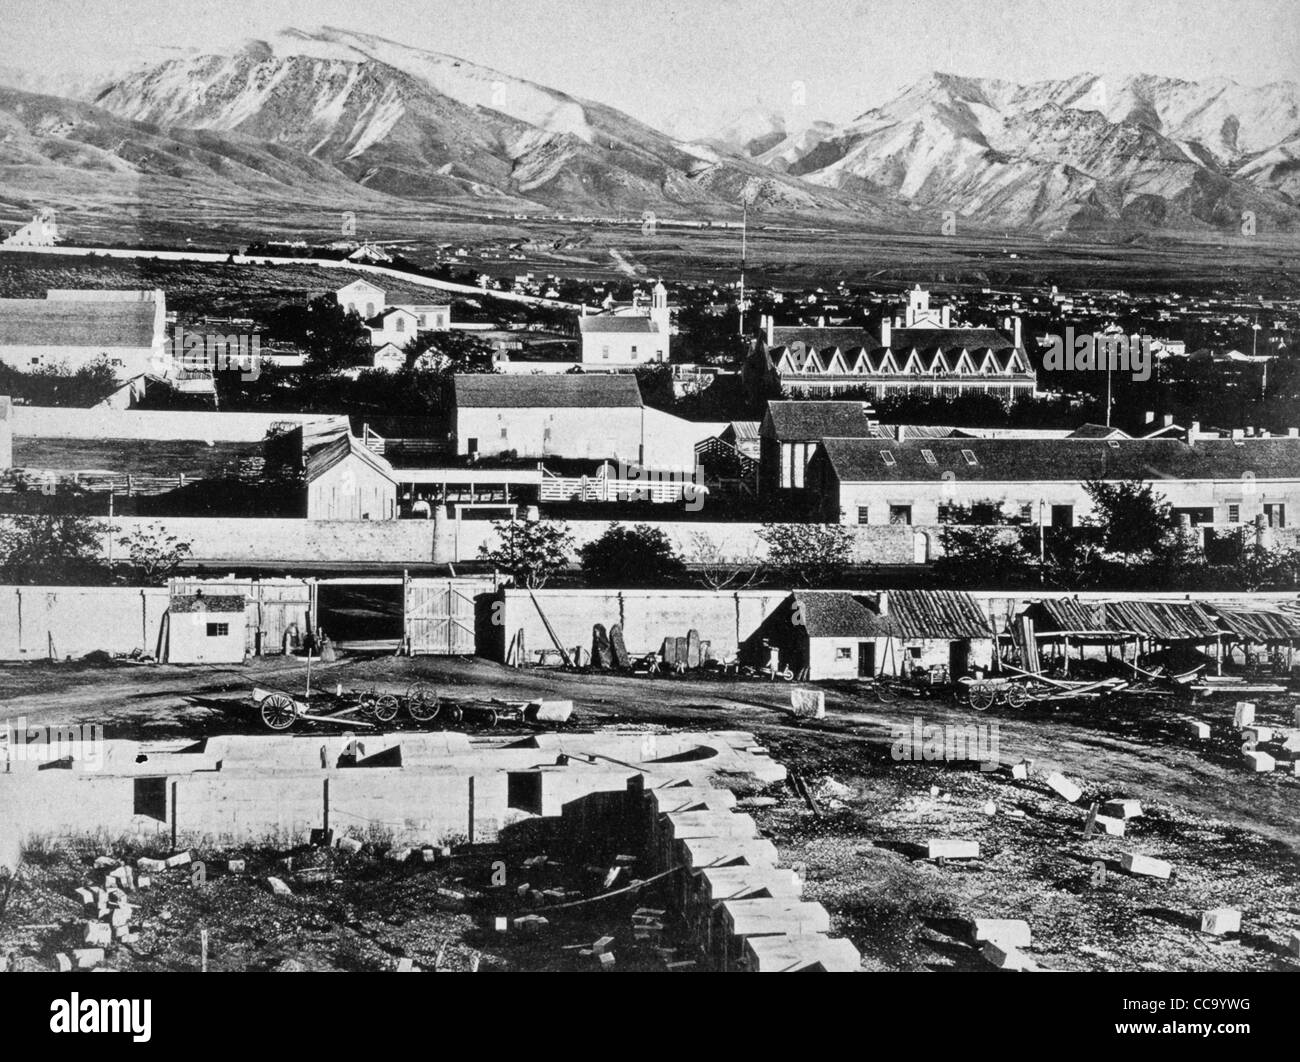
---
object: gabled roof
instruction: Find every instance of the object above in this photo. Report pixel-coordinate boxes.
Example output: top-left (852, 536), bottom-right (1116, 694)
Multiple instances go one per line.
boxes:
top-left (0, 298), bottom-right (158, 348)
top-left (1068, 424), bottom-right (1130, 439)
top-left (791, 591), bottom-right (897, 638)
top-left (887, 590), bottom-right (993, 640)
top-left (763, 401), bottom-right (875, 441)
top-left (453, 373), bottom-right (643, 409)
top-left (818, 436), bottom-right (1300, 484)
top-left (301, 418), bottom-right (396, 484)
top-left (578, 315), bottom-right (659, 334)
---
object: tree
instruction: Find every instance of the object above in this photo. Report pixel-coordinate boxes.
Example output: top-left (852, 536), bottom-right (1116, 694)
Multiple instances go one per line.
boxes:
top-left (404, 330), bottom-right (497, 374)
top-left (117, 525), bottom-right (193, 584)
top-left (758, 522), bottom-right (854, 587)
top-left (687, 531), bottom-right (763, 590)
top-left (1081, 480), bottom-right (1173, 561)
top-left (579, 523), bottom-right (686, 586)
top-left (0, 516), bottom-right (110, 584)
top-left (479, 516), bottom-right (573, 589)
top-left (933, 526), bottom-right (1032, 587)
top-left (266, 295), bottom-right (371, 372)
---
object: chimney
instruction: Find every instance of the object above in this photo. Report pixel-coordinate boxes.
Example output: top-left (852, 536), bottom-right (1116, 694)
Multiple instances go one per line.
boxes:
top-left (1189, 420), bottom-right (1200, 444)
top-left (1288, 427), bottom-right (1298, 438)
top-left (897, 424), bottom-right (906, 442)
top-left (1162, 414), bottom-right (1174, 428)
top-left (1246, 426), bottom-right (1255, 437)
top-left (941, 305), bottom-right (951, 327)
top-left (1014, 317), bottom-right (1022, 347)
top-left (1143, 410), bottom-right (1155, 424)
top-left (880, 317), bottom-right (892, 346)
top-left (818, 315), bottom-right (826, 328)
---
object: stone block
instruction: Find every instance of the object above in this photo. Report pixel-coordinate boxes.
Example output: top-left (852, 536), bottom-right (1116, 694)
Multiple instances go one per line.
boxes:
top-left (164, 851), bottom-right (191, 868)
top-left (971, 919), bottom-right (1031, 949)
top-left (266, 877), bottom-right (293, 896)
top-left (1102, 799), bottom-right (1142, 820)
top-left (1046, 773), bottom-right (1083, 803)
top-left (1121, 853), bottom-right (1172, 879)
top-left (84, 921), bottom-right (112, 946)
top-left (1233, 701), bottom-right (1255, 727)
top-left (335, 837), bottom-right (363, 854)
top-left (927, 840), bottom-right (979, 860)
top-left (1243, 750), bottom-right (1276, 772)
top-left (1188, 721), bottom-right (1211, 739)
top-left (1200, 909), bottom-right (1241, 936)
top-left (981, 940), bottom-right (1035, 970)
top-left (1094, 815), bottom-right (1125, 837)
top-left (72, 948), bottom-right (104, 970)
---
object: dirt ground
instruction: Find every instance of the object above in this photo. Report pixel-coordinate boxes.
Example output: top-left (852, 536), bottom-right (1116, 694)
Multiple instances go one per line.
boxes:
top-left (2, 652), bottom-right (1299, 972)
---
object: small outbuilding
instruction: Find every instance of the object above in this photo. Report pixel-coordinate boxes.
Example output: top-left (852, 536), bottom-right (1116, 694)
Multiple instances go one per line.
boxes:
top-left (166, 593), bottom-right (246, 664)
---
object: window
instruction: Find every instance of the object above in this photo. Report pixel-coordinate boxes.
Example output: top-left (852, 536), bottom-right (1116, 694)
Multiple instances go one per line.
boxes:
top-left (543, 427), bottom-right (552, 442)
top-left (921, 449), bottom-right (936, 465)
top-left (500, 427), bottom-right (508, 440)
top-left (880, 450), bottom-right (896, 466)
top-left (206, 623), bottom-right (229, 637)
top-left (1050, 504), bottom-right (1074, 528)
top-left (1019, 502), bottom-right (1033, 522)
top-left (835, 647), bottom-right (853, 660)
top-left (630, 345), bottom-right (638, 355)
top-left (601, 345), bottom-right (610, 360)
top-left (962, 449), bottom-right (978, 466)
top-left (1264, 503), bottom-right (1286, 528)
top-left (365, 302), bottom-right (375, 317)
top-left (395, 317), bottom-right (405, 332)
top-left (857, 506), bottom-right (870, 525)
top-left (889, 505), bottom-right (912, 525)
top-left (1227, 504), bottom-right (1240, 523)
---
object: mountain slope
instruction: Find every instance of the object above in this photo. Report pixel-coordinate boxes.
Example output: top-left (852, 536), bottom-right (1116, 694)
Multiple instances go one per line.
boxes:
top-left (754, 72), bottom-right (1300, 231)
top-left (82, 26), bottom-right (893, 217)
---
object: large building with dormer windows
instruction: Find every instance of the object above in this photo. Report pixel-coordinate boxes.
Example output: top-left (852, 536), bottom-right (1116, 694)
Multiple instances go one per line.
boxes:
top-left (745, 285), bottom-right (1036, 401)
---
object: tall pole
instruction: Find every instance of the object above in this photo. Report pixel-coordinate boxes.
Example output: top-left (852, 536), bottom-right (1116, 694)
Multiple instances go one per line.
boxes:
top-left (738, 203), bottom-right (747, 337)
top-left (1105, 357), bottom-right (1112, 428)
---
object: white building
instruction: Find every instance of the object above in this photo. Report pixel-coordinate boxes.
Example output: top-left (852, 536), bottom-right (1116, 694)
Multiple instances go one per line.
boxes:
top-left (578, 281), bottom-right (671, 365)
top-left (0, 290), bottom-right (167, 381)
top-left (334, 281), bottom-right (451, 348)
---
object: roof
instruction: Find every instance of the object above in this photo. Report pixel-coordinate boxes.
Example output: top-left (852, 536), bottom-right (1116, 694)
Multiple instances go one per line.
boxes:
top-left (453, 373), bottom-right (643, 409)
top-left (791, 592), bottom-right (897, 638)
top-left (887, 590), bottom-right (993, 640)
top-left (1024, 598), bottom-right (1220, 641)
top-left (301, 419), bottom-right (396, 483)
top-left (764, 401), bottom-right (875, 441)
top-left (769, 326), bottom-right (874, 350)
top-left (724, 421), bottom-right (760, 443)
top-left (0, 298), bottom-right (158, 348)
top-left (170, 594), bottom-right (246, 614)
top-left (818, 436), bottom-right (1300, 484)
top-left (886, 327), bottom-right (1013, 353)
top-left (578, 315), bottom-right (659, 334)
top-left (1068, 424), bottom-right (1130, 439)
top-left (1207, 603), bottom-right (1300, 643)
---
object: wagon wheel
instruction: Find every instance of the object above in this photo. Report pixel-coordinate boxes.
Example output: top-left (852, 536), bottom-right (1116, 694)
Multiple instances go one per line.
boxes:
top-left (1004, 683), bottom-right (1029, 709)
top-left (968, 682), bottom-right (996, 712)
top-left (260, 693), bottom-right (298, 731)
top-left (372, 694), bottom-right (401, 723)
top-left (873, 681), bottom-right (897, 705)
top-left (405, 682), bottom-right (440, 722)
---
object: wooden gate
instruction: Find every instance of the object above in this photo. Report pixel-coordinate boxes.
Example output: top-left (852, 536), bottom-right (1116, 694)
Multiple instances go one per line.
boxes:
top-left (404, 577), bottom-right (493, 655)
top-left (168, 578), bottom-right (311, 655)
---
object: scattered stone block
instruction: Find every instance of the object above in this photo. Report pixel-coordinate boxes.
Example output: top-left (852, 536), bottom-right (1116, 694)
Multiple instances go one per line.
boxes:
top-left (1045, 773), bottom-right (1083, 803)
top-left (113, 924), bottom-right (131, 941)
top-left (494, 917), bottom-right (508, 932)
top-left (1010, 762), bottom-right (1029, 780)
top-left (982, 801), bottom-right (997, 816)
top-left (164, 851), bottom-right (191, 869)
top-left (1242, 726), bottom-right (1273, 744)
top-left (1102, 799), bottom-right (1142, 820)
top-left (593, 935), bottom-right (615, 953)
top-left (1233, 701), bottom-right (1255, 727)
top-left (136, 876), bottom-right (151, 890)
top-left (84, 922), bottom-right (112, 946)
top-left (421, 848), bottom-right (437, 864)
top-left (1279, 733), bottom-right (1300, 754)
top-left (981, 940), bottom-right (1036, 970)
top-left (1094, 815), bottom-right (1126, 837)
top-left (385, 846), bottom-right (413, 864)
top-left (1243, 750), bottom-right (1276, 773)
top-left (94, 856), bottom-right (117, 869)
top-left (395, 958), bottom-right (416, 972)
top-left (75, 887), bottom-right (95, 906)
top-left (1121, 853), bottom-right (1172, 879)
top-left (1188, 721), bottom-right (1211, 739)
top-left (227, 859), bottom-right (245, 874)
top-left (54, 953), bottom-right (73, 973)
top-left (971, 919), bottom-right (1031, 949)
top-left (137, 857), bottom-right (165, 872)
top-left (266, 877), bottom-right (293, 897)
top-left (598, 952), bottom-right (615, 970)
top-left (109, 906), bottom-right (132, 927)
top-left (1200, 909), bottom-right (1241, 936)
top-left (72, 948), bottom-right (104, 970)
top-left (1293, 762), bottom-right (1300, 778)
top-left (335, 837), bottom-right (363, 854)
top-left (927, 840), bottom-right (979, 860)
top-left (295, 867), bottom-right (329, 884)
top-left (435, 887), bottom-right (464, 902)
top-left (106, 888), bottom-right (129, 908)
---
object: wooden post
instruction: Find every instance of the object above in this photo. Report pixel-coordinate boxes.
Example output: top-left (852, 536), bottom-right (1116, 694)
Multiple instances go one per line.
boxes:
top-left (200, 928), bottom-right (208, 972)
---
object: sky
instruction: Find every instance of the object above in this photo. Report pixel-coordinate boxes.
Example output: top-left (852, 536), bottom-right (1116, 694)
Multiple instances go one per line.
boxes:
top-left (4, 0), bottom-right (1298, 132)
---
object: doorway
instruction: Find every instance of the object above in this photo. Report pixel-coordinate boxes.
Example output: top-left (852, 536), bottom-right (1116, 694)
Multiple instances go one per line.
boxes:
top-left (858, 641), bottom-right (876, 678)
top-left (948, 639), bottom-right (971, 679)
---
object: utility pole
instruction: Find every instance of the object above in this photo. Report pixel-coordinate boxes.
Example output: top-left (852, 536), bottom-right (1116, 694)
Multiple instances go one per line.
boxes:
top-left (738, 203), bottom-right (747, 337)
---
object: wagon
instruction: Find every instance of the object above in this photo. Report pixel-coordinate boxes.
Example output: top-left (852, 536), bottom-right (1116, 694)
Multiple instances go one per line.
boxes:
top-left (251, 680), bottom-right (442, 731)
top-left (956, 675), bottom-right (1032, 711)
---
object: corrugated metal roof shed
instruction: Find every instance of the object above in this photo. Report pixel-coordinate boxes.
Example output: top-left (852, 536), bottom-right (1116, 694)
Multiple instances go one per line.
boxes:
top-left (887, 590), bottom-right (993, 640)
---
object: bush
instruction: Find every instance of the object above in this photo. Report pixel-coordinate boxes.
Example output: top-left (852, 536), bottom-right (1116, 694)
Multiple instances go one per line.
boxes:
top-left (579, 523), bottom-right (686, 586)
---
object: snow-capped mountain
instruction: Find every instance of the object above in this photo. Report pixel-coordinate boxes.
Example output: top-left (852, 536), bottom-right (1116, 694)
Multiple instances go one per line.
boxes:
top-left (73, 26), bottom-right (886, 216)
top-left (752, 72), bottom-right (1300, 230)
